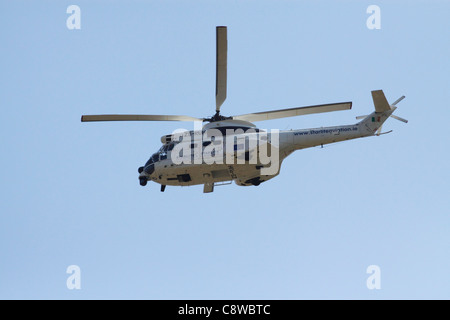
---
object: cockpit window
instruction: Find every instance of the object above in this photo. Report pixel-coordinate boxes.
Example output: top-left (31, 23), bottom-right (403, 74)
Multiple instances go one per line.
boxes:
top-left (145, 155), bottom-right (156, 166)
top-left (146, 143), bottom-right (174, 165)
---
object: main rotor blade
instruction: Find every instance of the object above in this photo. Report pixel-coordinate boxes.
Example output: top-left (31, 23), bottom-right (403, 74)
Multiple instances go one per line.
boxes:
top-left (81, 114), bottom-right (203, 122)
top-left (231, 102), bottom-right (352, 122)
top-left (215, 26), bottom-right (227, 112)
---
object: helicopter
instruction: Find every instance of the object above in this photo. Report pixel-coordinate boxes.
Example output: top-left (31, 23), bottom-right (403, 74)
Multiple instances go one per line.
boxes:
top-left (81, 26), bottom-right (407, 193)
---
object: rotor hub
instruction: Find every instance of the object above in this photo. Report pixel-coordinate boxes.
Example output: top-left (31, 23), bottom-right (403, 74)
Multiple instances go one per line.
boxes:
top-left (205, 111), bottom-right (232, 123)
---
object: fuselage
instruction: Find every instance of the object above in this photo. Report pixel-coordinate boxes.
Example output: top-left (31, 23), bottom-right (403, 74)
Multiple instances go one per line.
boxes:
top-left (138, 115), bottom-right (383, 189)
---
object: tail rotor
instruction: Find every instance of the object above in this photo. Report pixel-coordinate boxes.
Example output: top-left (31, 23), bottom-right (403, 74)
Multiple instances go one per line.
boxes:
top-left (356, 91), bottom-right (408, 136)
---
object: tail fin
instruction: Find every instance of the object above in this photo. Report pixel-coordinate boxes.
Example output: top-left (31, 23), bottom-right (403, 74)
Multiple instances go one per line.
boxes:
top-left (371, 90), bottom-right (391, 112)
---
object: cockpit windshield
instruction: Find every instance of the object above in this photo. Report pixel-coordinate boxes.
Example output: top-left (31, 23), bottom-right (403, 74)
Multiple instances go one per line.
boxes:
top-left (145, 152), bottom-right (159, 166)
top-left (146, 142), bottom-right (175, 165)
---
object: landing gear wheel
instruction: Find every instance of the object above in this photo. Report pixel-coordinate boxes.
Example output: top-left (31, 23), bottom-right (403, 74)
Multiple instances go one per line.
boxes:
top-left (139, 177), bottom-right (147, 186)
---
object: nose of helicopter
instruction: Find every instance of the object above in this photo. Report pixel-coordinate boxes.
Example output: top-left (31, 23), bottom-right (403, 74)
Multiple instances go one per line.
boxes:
top-left (138, 164), bottom-right (155, 175)
top-left (138, 164), bottom-right (155, 186)
top-left (143, 164), bottom-right (155, 175)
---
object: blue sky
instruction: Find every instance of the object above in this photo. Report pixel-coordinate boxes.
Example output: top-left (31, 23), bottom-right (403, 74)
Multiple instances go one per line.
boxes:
top-left (1, 0), bottom-right (449, 299)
